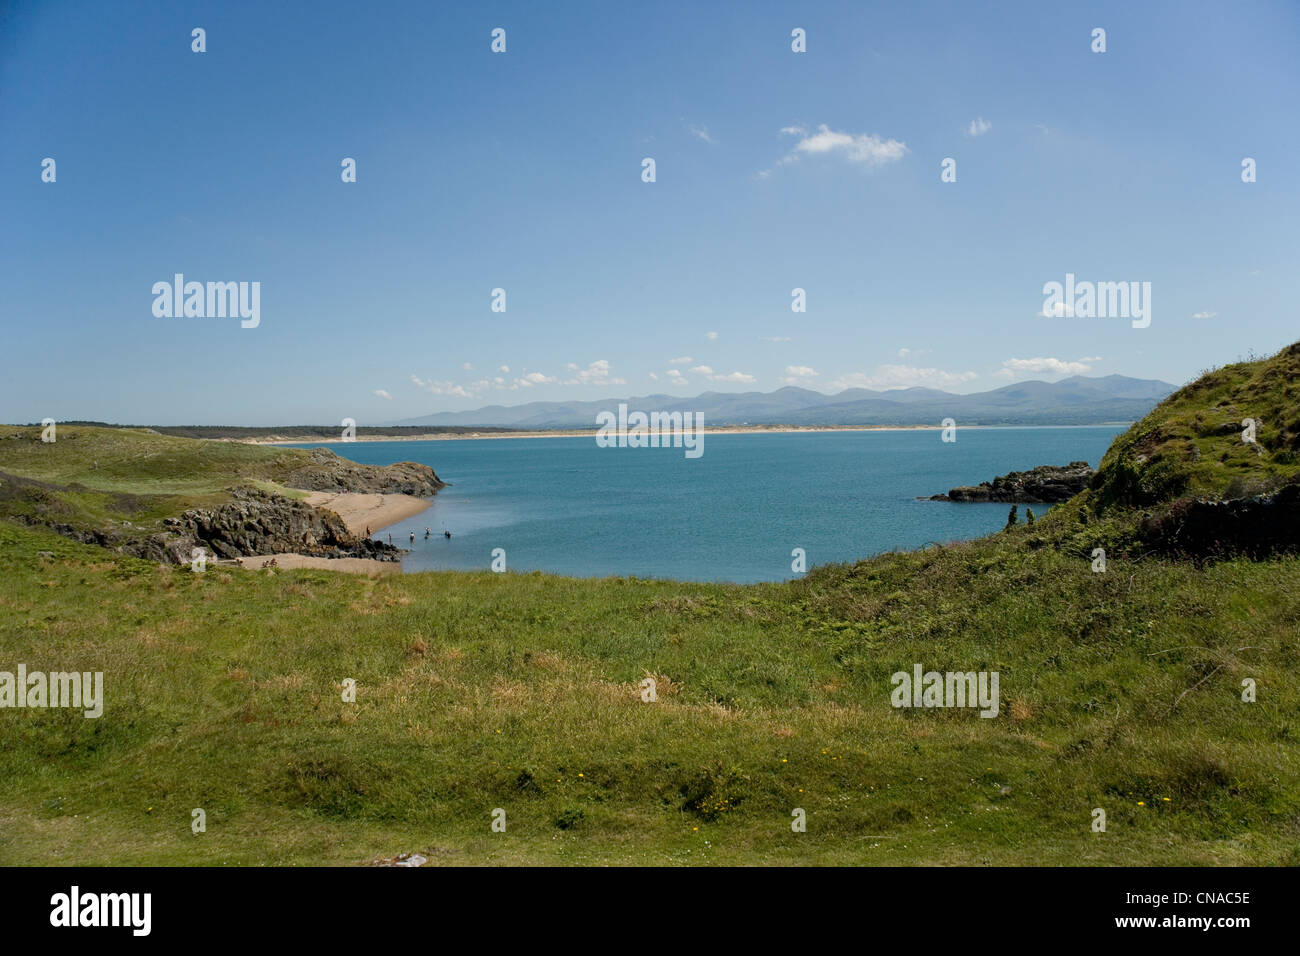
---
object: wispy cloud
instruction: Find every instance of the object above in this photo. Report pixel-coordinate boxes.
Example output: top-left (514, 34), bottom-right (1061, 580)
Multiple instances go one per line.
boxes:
top-left (372, 389), bottom-right (392, 400)
top-left (1193, 311), bottom-right (1218, 319)
top-left (689, 124), bottom-right (715, 144)
top-left (829, 365), bottom-right (978, 391)
top-left (996, 356), bottom-right (1096, 378)
top-left (690, 364), bottom-right (755, 384)
top-left (780, 365), bottom-right (819, 386)
top-left (966, 117), bottom-right (992, 137)
top-left (411, 374), bottom-right (474, 399)
top-left (760, 123), bottom-right (908, 178)
top-left (561, 359), bottom-right (626, 386)
top-left (669, 356), bottom-right (693, 365)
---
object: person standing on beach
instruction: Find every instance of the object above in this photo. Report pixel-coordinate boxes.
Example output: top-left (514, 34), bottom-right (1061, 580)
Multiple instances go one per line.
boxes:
top-left (410, 531), bottom-right (415, 543)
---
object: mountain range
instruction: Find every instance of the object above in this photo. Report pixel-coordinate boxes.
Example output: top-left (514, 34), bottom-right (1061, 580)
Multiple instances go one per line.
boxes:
top-left (393, 375), bottom-right (1178, 428)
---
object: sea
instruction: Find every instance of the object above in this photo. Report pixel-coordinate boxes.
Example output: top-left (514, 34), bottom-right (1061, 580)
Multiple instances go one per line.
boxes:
top-left (287, 426), bottom-right (1124, 584)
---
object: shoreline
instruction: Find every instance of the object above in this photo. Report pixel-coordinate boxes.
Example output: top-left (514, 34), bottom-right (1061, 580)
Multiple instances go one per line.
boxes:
top-left (242, 423), bottom-right (1132, 445)
top-left (301, 491), bottom-right (433, 536)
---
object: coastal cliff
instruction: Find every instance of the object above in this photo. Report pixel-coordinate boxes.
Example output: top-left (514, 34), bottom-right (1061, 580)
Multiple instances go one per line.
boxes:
top-left (0, 427), bottom-right (445, 564)
top-left (280, 447), bottom-right (446, 495)
top-left (929, 461), bottom-right (1094, 503)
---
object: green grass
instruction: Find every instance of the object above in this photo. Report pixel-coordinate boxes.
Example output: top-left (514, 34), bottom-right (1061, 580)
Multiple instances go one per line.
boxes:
top-left (0, 516), bottom-right (1295, 865)
top-left (0, 426), bottom-right (344, 539)
top-left (2, 348), bottom-right (1299, 866)
top-left (0, 425), bottom-right (317, 496)
top-left (1085, 343), bottom-right (1300, 510)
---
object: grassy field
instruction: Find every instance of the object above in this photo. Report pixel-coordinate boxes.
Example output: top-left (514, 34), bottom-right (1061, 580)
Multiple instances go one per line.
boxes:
top-left (0, 426), bottom-right (320, 537)
top-left (1, 350), bottom-right (1298, 866)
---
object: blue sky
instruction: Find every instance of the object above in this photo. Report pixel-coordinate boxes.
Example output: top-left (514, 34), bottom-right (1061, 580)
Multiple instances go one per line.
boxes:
top-left (2, 0), bottom-right (1297, 425)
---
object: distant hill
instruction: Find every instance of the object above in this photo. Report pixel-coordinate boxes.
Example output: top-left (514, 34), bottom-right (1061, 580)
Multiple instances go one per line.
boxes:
top-left (393, 375), bottom-right (1178, 428)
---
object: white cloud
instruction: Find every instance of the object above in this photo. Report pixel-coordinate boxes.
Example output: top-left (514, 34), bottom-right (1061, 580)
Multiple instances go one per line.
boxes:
top-left (561, 359), bottom-right (626, 386)
top-left (515, 371), bottom-right (556, 388)
top-left (666, 369), bottom-right (687, 384)
top-left (780, 365), bottom-right (820, 386)
top-left (706, 331), bottom-right (719, 340)
top-left (461, 362), bottom-right (474, 371)
top-left (410, 374), bottom-right (473, 399)
top-left (669, 356), bottom-right (693, 365)
top-left (372, 389), bottom-right (392, 400)
top-left (689, 124), bottom-right (715, 144)
top-left (761, 336), bottom-right (792, 343)
top-left (828, 365), bottom-right (978, 391)
top-left (998, 356), bottom-right (1095, 377)
top-left (688, 364), bottom-right (755, 384)
top-left (649, 372), bottom-right (659, 381)
top-left (498, 365), bottom-right (510, 373)
top-left (1193, 311), bottom-right (1218, 319)
top-left (967, 117), bottom-right (992, 137)
top-left (764, 123), bottom-right (908, 176)
top-left (1040, 301), bottom-right (1075, 318)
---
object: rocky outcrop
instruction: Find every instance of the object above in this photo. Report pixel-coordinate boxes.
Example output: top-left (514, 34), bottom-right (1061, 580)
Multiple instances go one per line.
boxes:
top-left (929, 461), bottom-right (1094, 503)
top-left (282, 448), bottom-right (446, 495)
top-left (1139, 482), bottom-right (1300, 560)
top-left (157, 486), bottom-right (401, 562)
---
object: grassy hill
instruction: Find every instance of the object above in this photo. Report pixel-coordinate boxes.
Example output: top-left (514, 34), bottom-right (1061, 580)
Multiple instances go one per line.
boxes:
top-left (0, 349), bottom-right (1298, 866)
top-left (0, 426), bottom-right (321, 535)
top-left (0, 426), bottom-right (441, 559)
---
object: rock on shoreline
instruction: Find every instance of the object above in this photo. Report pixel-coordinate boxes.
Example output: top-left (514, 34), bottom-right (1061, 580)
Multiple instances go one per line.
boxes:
top-left (928, 461), bottom-right (1094, 503)
top-left (157, 487), bottom-right (401, 563)
top-left (282, 447), bottom-right (446, 495)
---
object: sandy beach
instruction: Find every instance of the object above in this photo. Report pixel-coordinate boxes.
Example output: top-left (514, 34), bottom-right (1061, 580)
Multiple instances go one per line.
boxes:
top-left (227, 492), bottom-right (432, 575)
top-left (302, 491), bottom-right (433, 536)
top-left (246, 424), bottom-right (944, 444)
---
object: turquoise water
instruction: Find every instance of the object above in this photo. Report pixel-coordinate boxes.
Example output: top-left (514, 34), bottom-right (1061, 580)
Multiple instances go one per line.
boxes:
top-left (290, 427), bottom-right (1124, 583)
